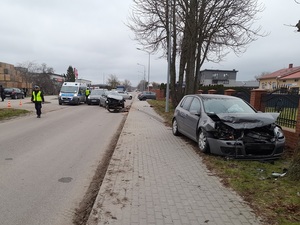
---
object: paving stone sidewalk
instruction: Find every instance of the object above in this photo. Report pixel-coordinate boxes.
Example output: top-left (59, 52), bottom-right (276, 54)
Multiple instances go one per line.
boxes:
top-left (87, 98), bottom-right (263, 225)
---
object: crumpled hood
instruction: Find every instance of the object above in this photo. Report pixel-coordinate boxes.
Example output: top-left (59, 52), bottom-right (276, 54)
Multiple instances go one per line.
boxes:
top-left (215, 113), bottom-right (280, 129)
top-left (107, 94), bottom-right (123, 101)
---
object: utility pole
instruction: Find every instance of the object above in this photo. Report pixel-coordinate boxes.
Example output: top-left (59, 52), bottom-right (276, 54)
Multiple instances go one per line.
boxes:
top-left (137, 48), bottom-right (151, 91)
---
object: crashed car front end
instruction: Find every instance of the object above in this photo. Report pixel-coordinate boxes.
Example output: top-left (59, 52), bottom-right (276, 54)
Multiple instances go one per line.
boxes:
top-left (202, 113), bottom-right (285, 159)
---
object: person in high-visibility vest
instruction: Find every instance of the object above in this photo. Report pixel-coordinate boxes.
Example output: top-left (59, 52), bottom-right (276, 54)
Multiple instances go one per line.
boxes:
top-left (31, 85), bottom-right (45, 118)
top-left (85, 88), bottom-right (91, 103)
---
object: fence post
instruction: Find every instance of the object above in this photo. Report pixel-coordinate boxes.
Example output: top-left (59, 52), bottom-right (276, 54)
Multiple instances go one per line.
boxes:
top-left (224, 89), bottom-right (236, 96)
top-left (250, 89), bottom-right (267, 111)
top-left (208, 89), bottom-right (217, 94)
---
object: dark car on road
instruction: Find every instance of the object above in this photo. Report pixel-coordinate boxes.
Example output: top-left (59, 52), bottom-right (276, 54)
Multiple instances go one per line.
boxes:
top-left (138, 91), bottom-right (156, 100)
top-left (4, 88), bottom-right (24, 99)
top-left (172, 94), bottom-right (285, 159)
top-left (86, 89), bottom-right (107, 105)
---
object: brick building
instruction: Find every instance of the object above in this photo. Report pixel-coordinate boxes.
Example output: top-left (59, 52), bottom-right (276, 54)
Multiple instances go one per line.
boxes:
top-left (0, 61), bottom-right (32, 90)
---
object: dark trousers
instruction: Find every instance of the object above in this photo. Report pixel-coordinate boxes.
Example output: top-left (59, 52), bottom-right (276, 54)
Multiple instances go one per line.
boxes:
top-left (34, 102), bottom-right (42, 116)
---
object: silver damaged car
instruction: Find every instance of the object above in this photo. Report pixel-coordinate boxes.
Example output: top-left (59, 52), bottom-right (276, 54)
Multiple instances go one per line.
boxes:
top-left (172, 94), bottom-right (285, 159)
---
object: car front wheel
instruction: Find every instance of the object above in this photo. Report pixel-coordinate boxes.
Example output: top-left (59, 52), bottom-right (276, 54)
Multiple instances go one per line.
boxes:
top-left (198, 129), bottom-right (210, 153)
top-left (172, 119), bottom-right (180, 136)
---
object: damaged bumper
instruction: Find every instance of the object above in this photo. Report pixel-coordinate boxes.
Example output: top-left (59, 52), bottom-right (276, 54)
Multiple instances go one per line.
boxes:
top-left (207, 137), bottom-right (285, 159)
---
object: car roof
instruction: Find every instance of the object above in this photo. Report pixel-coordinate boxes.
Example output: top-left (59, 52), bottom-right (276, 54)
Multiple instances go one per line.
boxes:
top-left (187, 94), bottom-right (240, 100)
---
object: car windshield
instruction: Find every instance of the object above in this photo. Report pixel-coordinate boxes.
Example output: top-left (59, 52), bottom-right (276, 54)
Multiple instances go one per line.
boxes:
top-left (60, 86), bottom-right (78, 93)
top-left (202, 97), bottom-right (255, 114)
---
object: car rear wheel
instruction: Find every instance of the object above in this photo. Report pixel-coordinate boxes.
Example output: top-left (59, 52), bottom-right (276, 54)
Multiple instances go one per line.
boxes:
top-left (172, 119), bottom-right (180, 136)
top-left (198, 129), bottom-right (210, 153)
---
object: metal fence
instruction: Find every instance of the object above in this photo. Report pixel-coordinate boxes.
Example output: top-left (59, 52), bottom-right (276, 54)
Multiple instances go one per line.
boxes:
top-left (262, 93), bottom-right (299, 130)
top-left (233, 88), bottom-right (251, 103)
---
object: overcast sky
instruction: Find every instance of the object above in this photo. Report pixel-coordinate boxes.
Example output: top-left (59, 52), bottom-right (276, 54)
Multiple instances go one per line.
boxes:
top-left (0, 0), bottom-right (299, 86)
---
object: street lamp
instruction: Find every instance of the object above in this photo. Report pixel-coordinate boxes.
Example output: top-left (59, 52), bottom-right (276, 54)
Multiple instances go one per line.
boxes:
top-left (137, 48), bottom-right (150, 91)
top-left (137, 63), bottom-right (146, 91)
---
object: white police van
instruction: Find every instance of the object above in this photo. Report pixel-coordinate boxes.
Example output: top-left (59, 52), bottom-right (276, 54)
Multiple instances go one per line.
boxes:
top-left (58, 82), bottom-right (87, 105)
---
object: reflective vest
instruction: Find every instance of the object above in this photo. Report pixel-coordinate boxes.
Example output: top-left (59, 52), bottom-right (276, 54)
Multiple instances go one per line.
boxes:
top-left (33, 91), bottom-right (42, 102)
top-left (85, 89), bottom-right (90, 96)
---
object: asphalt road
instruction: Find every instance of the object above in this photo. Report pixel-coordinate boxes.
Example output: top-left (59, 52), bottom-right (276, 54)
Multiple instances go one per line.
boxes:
top-left (0, 96), bottom-right (128, 225)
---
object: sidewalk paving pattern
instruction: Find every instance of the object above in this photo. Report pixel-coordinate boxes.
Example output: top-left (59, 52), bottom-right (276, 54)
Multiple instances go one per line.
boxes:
top-left (87, 99), bottom-right (262, 225)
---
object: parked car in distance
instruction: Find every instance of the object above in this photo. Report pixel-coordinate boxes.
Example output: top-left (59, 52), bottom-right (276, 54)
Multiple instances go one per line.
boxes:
top-left (172, 94), bottom-right (285, 160)
top-left (86, 89), bottom-right (107, 105)
top-left (99, 90), bottom-right (124, 107)
top-left (138, 91), bottom-right (156, 100)
top-left (4, 88), bottom-right (24, 99)
top-left (117, 91), bottom-right (132, 100)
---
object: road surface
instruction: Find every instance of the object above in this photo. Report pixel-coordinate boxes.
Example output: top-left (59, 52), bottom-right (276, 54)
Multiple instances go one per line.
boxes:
top-left (0, 96), bottom-right (129, 225)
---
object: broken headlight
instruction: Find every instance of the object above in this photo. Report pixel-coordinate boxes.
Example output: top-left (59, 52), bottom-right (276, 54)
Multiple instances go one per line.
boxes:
top-left (274, 126), bottom-right (284, 139)
top-left (214, 122), bottom-right (240, 140)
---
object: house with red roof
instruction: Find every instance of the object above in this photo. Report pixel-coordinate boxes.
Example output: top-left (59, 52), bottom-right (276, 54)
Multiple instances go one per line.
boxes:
top-left (258, 63), bottom-right (300, 91)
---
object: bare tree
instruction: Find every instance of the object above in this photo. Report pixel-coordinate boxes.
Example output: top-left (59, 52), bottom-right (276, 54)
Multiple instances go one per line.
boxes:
top-left (107, 74), bottom-right (120, 89)
top-left (255, 72), bottom-right (270, 81)
top-left (16, 61), bottom-right (57, 94)
top-left (137, 79), bottom-right (147, 91)
top-left (128, 0), bottom-right (264, 106)
top-left (122, 79), bottom-right (132, 91)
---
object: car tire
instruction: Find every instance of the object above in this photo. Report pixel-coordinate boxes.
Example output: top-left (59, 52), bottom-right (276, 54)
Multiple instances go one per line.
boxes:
top-left (198, 129), bottom-right (210, 153)
top-left (172, 119), bottom-right (180, 136)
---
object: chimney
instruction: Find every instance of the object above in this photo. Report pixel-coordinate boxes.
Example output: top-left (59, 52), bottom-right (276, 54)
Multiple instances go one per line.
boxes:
top-left (289, 63), bottom-right (293, 68)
